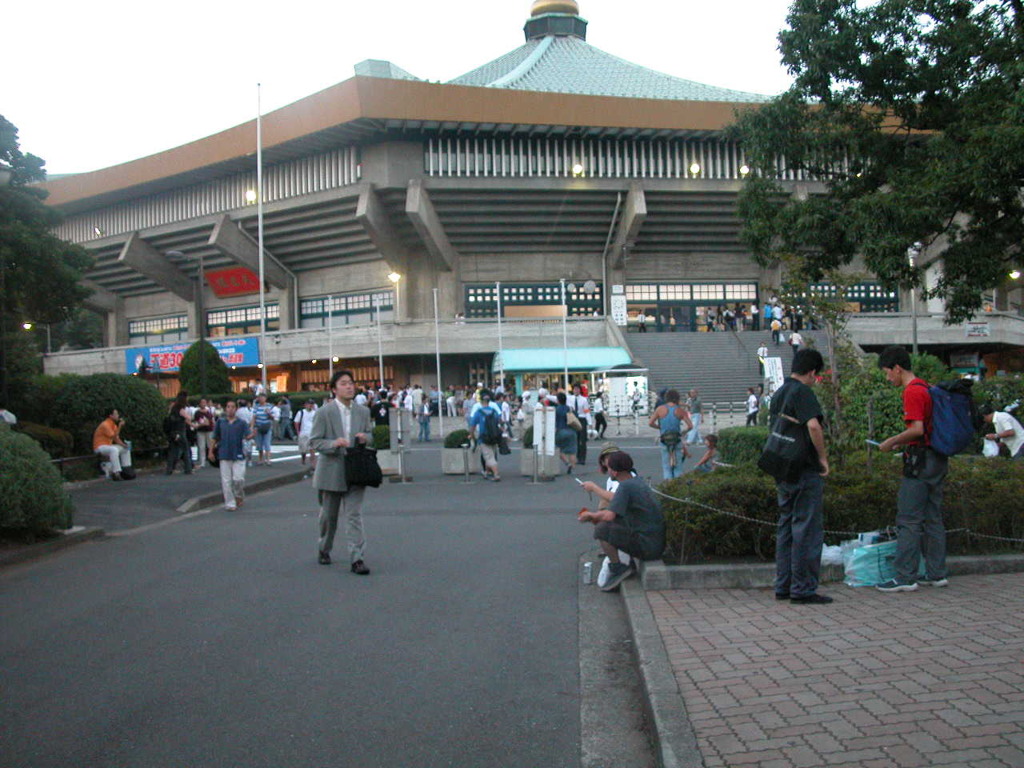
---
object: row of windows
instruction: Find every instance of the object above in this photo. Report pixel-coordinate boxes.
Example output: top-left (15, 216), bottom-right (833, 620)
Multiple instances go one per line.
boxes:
top-left (625, 283), bottom-right (759, 302)
top-left (300, 291), bottom-right (394, 318)
top-left (128, 315), bottom-right (189, 338)
top-left (464, 282), bottom-right (603, 318)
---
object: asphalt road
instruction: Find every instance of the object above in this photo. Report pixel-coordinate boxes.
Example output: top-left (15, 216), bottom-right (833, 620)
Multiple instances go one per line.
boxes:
top-left (1, 440), bottom-right (667, 768)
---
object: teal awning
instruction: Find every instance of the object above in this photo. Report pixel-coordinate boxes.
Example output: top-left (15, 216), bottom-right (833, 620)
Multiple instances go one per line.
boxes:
top-left (492, 347), bottom-right (632, 373)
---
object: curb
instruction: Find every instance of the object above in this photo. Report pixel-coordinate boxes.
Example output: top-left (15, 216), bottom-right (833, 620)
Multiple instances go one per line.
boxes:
top-left (175, 467), bottom-right (311, 515)
top-left (0, 526), bottom-right (106, 569)
top-left (621, 571), bottom-right (704, 768)
top-left (641, 553), bottom-right (1024, 590)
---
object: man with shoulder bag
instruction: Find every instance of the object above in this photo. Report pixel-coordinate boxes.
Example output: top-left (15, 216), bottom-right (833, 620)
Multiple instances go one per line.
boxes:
top-left (310, 369), bottom-right (375, 575)
top-left (760, 349), bottom-right (832, 605)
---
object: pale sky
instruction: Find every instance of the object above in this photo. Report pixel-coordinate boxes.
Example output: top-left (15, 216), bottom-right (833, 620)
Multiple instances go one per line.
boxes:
top-left (2, 0), bottom-right (796, 176)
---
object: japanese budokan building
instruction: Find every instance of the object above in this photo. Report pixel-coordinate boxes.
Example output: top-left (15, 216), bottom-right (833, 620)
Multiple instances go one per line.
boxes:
top-left (43, 0), bottom-right (1024, 395)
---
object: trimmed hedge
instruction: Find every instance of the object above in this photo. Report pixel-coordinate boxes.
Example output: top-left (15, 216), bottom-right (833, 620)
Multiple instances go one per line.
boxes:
top-left (15, 422), bottom-right (74, 459)
top-left (444, 429), bottom-right (471, 448)
top-left (15, 373), bottom-right (81, 425)
top-left (659, 452), bottom-right (1024, 563)
top-left (372, 425), bottom-right (390, 450)
top-left (717, 426), bottom-right (768, 465)
top-left (178, 340), bottom-right (232, 396)
top-left (0, 423), bottom-right (74, 535)
top-left (51, 373), bottom-right (167, 454)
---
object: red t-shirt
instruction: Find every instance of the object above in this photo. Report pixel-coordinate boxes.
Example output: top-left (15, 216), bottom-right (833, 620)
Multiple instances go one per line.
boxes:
top-left (904, 379), bottom-right (932, 446)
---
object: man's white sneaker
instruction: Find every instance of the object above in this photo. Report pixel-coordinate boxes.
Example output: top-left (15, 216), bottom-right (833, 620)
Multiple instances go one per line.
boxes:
top-left (918, 577), bottom-right (949, 587)
top-left (876, 579), bottom-right (918, 592)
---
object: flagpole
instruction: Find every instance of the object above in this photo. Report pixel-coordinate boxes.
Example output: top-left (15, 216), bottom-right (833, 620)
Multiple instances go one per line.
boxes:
top-left (327, 294), bottom-right (334, 382)
top-left (496, 281), bottom-right (504, 390)
top-left (433, 287), bottom-right (443, 437)
top-left (256, 82), bottom-right (267, 392)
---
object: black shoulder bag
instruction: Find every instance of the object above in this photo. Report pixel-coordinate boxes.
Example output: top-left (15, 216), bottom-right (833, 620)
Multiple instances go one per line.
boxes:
top-left (344, 444), bottom-right (383, 488)
top-left (757, 385), bottom-right (813, 483)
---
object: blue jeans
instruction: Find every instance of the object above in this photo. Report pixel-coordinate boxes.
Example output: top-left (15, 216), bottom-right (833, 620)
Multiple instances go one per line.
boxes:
top-left (686, 413), bottom-right (702, 443)
top-left (418, 417), bottom-right (430, 442)
top-left (775, 470), bottom-right (825, 598)
top-left (659, 443), bottom-right (683, 479)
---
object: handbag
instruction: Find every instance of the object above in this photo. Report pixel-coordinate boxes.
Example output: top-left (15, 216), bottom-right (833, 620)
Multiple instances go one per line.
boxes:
top-left (344, 444), bottom-right (383, 488)
top-left (566, 411), bottom-right (583, 432)
top-left (757, 384), bottom-right (812, 483)
top-left (498, 436), bottom-right (511, 455)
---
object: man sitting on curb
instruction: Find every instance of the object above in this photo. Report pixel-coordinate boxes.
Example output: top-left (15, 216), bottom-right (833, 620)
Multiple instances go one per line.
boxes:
top-left (578, 451), bottom-right (664, 592)
top-left (93, 407), bottom-right (134, 481)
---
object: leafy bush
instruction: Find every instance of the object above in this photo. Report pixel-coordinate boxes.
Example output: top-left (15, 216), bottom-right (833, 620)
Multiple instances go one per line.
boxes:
top-left (975, 376), bottom-right (1024, 412)
top-left (444, 429), bottom-right (471, 448)
top-left (372, 425), bottom-right (390, 450)
top-left (13, 373), bottom-right (80, 425)
top-left (659, 452), bottom-right (1024, 562)
top-left (51, 373), bottom-right (167, 453)
top-left (0, 423), bottom-right (73, 535)
top-left (178, 340), bottom-right (232, 396)
top-left (15, 421), bottom-right (74, 458)
top-left (717, 427), bottom-right (768, 465)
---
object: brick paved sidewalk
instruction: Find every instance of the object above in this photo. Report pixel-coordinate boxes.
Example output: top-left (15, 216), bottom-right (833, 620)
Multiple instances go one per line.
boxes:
top-left (648, 574), bottom-right (1024, 768)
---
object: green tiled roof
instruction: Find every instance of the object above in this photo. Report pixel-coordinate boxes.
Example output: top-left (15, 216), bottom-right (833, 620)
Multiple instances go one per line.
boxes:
top-left (449, 36), bottom-right (770, 103)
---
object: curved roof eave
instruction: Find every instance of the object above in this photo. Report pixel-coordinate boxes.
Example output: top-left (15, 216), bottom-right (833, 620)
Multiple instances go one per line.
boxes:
top-left (43, 76), bottom-right (766, 210)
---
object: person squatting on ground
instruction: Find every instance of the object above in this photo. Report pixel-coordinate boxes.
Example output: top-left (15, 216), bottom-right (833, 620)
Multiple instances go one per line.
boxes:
top-left (579, 443), bottom-right (633, 587)
top-left (93, 407), bottom-right (134, 481)
top-left (980, 403), bottom-right (1024, 459)
top-left (693, 433), bottom-right (718, 473)
top-left (165, 391), bottom-right (194, 475)
top-left (578, 451), bottom-right (664, 592)
top-left (470, 390), bottom-right (503, 481)
top-left (876, 346), bottom-right (950, 592)
top-left (209, 399), bottom-right (253, 511)
top-left (311, 370), bottom-right (373, 575)
top-left (770, 348), bottom-right (832, 605)
top-left (649, 389), bottom-right (693, 480)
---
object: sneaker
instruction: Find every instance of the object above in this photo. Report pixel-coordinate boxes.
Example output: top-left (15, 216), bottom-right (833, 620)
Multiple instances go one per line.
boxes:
top-left (790, 593), bottom-right (834, 604)
top-left (876, 579), bottom-right (918, 593)
top-left (601, 562), bottom-right (634, 592)
top-left (225, 505), bottom-right (237, 511)
top-left (918, 577), bottom-right (949, 587)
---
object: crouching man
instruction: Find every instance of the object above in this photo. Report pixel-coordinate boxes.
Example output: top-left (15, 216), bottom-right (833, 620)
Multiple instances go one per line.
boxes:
top-left (578, 451), bottom-right (664, 592)
top-left (93, 407), bottom-right (134, 481)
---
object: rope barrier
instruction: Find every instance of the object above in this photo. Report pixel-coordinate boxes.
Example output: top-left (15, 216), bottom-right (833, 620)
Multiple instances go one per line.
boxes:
top-left (648, 485), bottom-right (1024, 544)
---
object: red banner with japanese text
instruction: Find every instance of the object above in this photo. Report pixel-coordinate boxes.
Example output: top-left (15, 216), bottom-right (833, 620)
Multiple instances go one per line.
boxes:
top-left (206, 266), bottom-right (260, 297)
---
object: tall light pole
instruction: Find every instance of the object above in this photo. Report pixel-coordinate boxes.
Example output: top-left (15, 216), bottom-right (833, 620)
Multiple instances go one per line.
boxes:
top-left (495, 281), bottom-right (504, 389)
top-left (21, 322), bottom-right (51, 354)
top-left (907, 241), bottom-right (922, 357)
top-left (256, 83), bottom-right (268, 392)
top-left (433, 287), bottom-right (443, 437)
top-left (388, 271), bottom-right (402, 324)
top-left (327, 294), bottom-right (334, 382)
top-left (0, 163), bottom-right (13, 407)
top-left (560, 278), bottom-right (569, 390)
top-left (375, 296), bottom-right (385, 390)
top-left (168, 250), bottom-right (206, 395)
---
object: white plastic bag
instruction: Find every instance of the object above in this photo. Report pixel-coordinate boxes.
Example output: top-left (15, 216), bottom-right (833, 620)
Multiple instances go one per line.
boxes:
top-left (821, 545), bottom-right (844, 567)
top-left (983, 439), bottom-right (1000, 458)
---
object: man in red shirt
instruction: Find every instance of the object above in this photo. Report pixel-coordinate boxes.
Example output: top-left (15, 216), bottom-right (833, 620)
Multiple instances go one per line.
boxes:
top-left (877, 346), bottom-right (949, 592)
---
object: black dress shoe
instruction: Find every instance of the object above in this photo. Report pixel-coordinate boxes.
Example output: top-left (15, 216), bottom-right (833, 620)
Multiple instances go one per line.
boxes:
top-left (790, 593), bottom-right (833, 604)
top-left (351, 560), bottom-right (370, 575)
top-left (318, 551), bottom-right (331, 565)
top-left (774, 592), bottom-right (790, 600)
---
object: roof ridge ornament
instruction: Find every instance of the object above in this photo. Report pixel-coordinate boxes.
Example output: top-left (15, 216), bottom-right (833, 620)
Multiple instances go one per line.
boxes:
top-left (525, 0), bottom-right (587, 41)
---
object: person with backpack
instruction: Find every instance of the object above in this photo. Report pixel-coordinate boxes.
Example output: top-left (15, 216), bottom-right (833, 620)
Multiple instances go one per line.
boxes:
top-left (164, 391), bottom-right (194, 475)
top-left (876, 346), bottom-right (951, 593)
top-left (648, 389), bottom-right (693, 480)
top-left (251, 393), bottom-right (278, 466)
top-left (293, 399), bottom-right (319, 474)
top-left (470, 390), bottom-right (503, 481)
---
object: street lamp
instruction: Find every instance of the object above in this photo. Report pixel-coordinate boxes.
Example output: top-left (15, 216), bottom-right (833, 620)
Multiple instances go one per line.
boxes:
top-left (560, 278), bottom-right (569, 390)
top-left (167, 250), bottom-right (207, 395)
top-left (21, 321), bottom-right (51, 354)
top-left (388, 272), bottom-right (402, 324)
top-left (907, 241), bottom-right (922, 357)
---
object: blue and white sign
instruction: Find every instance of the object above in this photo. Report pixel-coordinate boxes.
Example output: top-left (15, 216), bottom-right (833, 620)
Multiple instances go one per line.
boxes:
top-left (126, 337), bottom-right (261, 374)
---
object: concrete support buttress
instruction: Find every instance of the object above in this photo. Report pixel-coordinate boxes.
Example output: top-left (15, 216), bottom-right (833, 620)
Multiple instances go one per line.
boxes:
top-left (119, 232), bottom-right (193, 302)
top-left (611, 183), bottom-right (647, 269)
top-left (208, 214), bottom-right (290, 290)
top-left (405, 180), bottom-right (456, 272)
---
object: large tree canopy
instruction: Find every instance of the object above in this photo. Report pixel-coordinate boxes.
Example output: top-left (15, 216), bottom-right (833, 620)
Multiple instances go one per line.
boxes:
top-left (732, 0), bottom-right (1024, 322)
top-left (0, 115), bottom-right (94, 404)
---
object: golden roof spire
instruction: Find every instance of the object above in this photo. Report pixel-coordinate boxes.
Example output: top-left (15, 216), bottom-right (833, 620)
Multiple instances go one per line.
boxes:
top-left (530, 0), bottom-right (580, 17)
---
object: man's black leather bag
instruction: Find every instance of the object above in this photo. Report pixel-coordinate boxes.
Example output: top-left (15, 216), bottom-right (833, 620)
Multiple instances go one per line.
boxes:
top-left (344, 444), bottom-right (383, 488)
top-left (757, 385), bottom-right (811, 484)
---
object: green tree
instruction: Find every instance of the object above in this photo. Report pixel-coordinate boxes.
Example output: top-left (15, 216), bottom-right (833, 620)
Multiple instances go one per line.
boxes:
top-left (732, 0), bottom-right (1024, 323)
top-left (0, 115), bottom-right (94, 404)
top-left (178, 340), bottom-right (232, 396)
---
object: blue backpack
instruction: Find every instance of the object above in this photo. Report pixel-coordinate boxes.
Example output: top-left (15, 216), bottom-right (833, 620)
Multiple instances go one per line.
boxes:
top-left (914, 379), bottom-right (980, 456)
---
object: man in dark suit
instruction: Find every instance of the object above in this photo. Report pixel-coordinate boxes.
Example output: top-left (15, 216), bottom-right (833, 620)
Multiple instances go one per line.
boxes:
top-left (310, 369), bottom-right (374, 574)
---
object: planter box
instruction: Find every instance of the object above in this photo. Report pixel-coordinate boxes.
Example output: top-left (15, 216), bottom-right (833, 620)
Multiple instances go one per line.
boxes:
top-left (442, 447), bottom-right (471, 475)
top-left (520, 449), bottom-right (561, 477)
top-left (377, 449), bottom-right (401, 476)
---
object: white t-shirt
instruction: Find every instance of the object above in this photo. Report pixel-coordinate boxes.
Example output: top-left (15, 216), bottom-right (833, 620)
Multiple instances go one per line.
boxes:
top-left (790, 332), bottom-right (804, 347)
top-left (994, 411), bottom-right (1024, 457)
top-left (747, 394), bottom-right (759, 415)
top-left (294, 406), bottom-right (317, 438)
